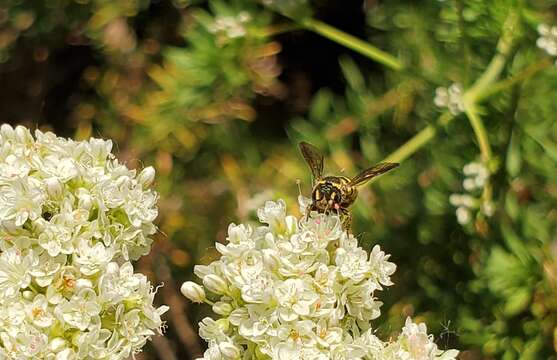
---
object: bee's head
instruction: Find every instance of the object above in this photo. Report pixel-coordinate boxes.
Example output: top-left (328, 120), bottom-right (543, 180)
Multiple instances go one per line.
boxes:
top-left (312, 176), bottom-right (354, 211)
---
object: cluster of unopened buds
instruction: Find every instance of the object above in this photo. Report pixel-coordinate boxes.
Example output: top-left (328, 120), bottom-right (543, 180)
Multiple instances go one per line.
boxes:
top-left (537, 23), bottom-right (557, 62)
top-left (181, 199), bottom-right (459, 359)
top-left (434, 83), bottom-right (465, 115)
top-left (0, 125), bottom-right (168, 359)
top-left (450, 161), bottom-right (494, 225)
top-left (208, 11), bottom-right (252, 41)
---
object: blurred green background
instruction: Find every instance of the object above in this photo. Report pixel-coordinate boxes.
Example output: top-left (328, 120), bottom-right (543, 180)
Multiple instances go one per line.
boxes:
top-left (2, 0), bottom-right (557, 359)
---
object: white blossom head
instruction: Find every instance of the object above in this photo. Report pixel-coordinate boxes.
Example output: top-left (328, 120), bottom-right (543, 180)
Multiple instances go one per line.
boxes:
top-left (537, 24), bottom-right (557, 59)
top-left (450, 160), bottom-right (494, 226)
top-left (208, 11), bottom-right (253, 42)
top-left (434, 83), bottom-right (465, 115)
top-left (0, 124), bottom-right (168, 358)
top-left (182, 198), bottom-right (458, 359)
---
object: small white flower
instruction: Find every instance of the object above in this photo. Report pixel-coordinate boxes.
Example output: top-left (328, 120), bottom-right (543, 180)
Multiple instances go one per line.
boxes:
top-left (209, 11), bottom-right (252, 40)
top-left (537, 23), bottom-right (557, 58)
top-left (434, 83), bottom-right (465, 115)
top-left (0, 248), bottom-right (36, 298)
top-left (450, 160), bottom-right (494, 226)
top-left (0, 178), bottom-right (46, 226)
top-left (26, 294), bottom-right (55, 328)
top-left (56, 288), bottom-right (101, 331)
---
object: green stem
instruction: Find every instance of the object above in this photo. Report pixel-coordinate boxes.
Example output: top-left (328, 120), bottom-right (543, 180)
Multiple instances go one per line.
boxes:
top-left (260, 22), bottom-right (303, 37)
top-left (300, 18), bottom-right (405, 71)
top-left (456, 0), bottom-right (471, 86)
top-left (383, 112), bottom-right (453, 163)
top-left (475, 58), bottom-right (552, 102)
top-left (461, 11), bottom-right (520, 169)
top-left (465, 11), bottom-right (519, 101)
top-left (464, 106), bottom-right (492, 163)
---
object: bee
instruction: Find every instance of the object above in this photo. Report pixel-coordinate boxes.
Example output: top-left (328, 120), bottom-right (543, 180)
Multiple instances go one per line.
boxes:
top-left (299, 141), bottom-right (399, 230)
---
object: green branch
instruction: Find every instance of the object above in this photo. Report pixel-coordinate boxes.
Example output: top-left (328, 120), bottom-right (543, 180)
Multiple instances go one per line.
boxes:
top-left (299, 18), bottom-right (405, 71)
top-left (464, 106), bottom-right (492, 163)
top-left (384, 112), bottom-right (453, 163)
top-left (475, 58), bottom-right (552, 102)
top-left (465, 12), bottom-right (519, 101)
top-left (460, 11), bottom-right (520, 170)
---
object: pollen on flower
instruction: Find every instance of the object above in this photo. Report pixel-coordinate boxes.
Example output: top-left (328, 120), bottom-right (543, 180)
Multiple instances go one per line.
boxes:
top-left (183, 198), bottom-right (459, 359)
top-left (31, 307), bottom-right (44, 318)
top-left (63, 276), bottom-right (75, 290)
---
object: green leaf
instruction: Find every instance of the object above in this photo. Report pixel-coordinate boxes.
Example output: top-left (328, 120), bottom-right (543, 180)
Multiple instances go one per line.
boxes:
top-left (339, 56), bottom-right (365, 93)
top-left (308, 90), bottom-right (333, 122)
top-left (500, 224), bottom-right (531, 265)
top-left (506, 130), bottom-right (522, 177)
top-left (504, 192), bottom-right (519, 221)
top-left (503, 287), bottom-right (531, 316)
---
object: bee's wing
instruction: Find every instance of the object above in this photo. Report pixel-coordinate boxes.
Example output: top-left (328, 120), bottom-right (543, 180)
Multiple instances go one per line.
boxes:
top-left (348, 162), bottom-right (399, 187)
top-left (299, 141), bottom-right (324, 180)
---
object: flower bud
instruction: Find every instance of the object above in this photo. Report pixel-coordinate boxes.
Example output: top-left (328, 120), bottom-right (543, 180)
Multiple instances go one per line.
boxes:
top-left (462, 178), bottom-right (476, 191)
top-left (138, 166), bottom-right (156, 187)
top-left (216, 318), bottom-right (230, 332)
top-left (45, 177), bottom-right (63, 198)
top-left (219, 342), bottom-right (240, 359)
top-left (49, 337), bottom-right (67, 353)
top-left (22, 290), bottom-right (34, 300)
top-left (15, 125), bottom-right (30, 142)
top-left (181, 281), bottom-right (206, 303)
top-left (56, 348), bottom-right (74, 359)
top-left (212, 301), bottom-right (233, 316)
top-left (0, 124), bottom-right (14, 139)
top-left (203, 274), bottom-right (228, 295)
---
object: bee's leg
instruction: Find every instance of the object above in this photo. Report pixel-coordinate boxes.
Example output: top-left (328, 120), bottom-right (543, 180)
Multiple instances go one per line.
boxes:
top-left (341, 212), bottom-right (352, 232)
top-left (306, 203), bottom-right (318, 221)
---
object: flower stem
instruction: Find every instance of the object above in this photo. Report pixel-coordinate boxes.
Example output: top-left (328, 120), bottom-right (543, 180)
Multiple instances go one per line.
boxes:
top-left (465, 11), bottom-right (519, 101)
top-left (474, 58), bottom-right (552, 102)
top-left (299, 18), bottom-right (405, 71)
top-left (464, 106), bottom-right (492, 163)
top-left (260, 22), bottom-right (303, 37)
top-left (383, 112), bottom-right (453, 163)
top-left (461, 11), bottom-right (519, 167)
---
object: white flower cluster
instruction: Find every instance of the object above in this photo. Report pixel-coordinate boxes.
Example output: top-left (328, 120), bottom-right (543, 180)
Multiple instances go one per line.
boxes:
top-left (450, 161), bottom-right (494, 225)
top-left (182, 199), bottom-right (458, 359)
top-left (537, 24), bottom-right (557, 61)
top-left (434, 83), bottom-right (465, 115)
top-left (209, 11), bottom-right (252, 40)
top-left (0, 124), bottom-right (168, 359)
